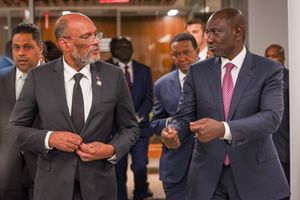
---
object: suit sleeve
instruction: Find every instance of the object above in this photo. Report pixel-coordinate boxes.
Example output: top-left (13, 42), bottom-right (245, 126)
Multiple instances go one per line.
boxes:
top-left (108, 70), bottom-right (140, 161)
top-left (151, 81), bottom-right (169, 135)
top-left (7, 70), bottom-right (48, 154)
top-left (136, 67), bottom-right (153, 122)
top-left (169, 68), bottom-right (197, 143)
top-left (228, 62), bottom-right (284, 146)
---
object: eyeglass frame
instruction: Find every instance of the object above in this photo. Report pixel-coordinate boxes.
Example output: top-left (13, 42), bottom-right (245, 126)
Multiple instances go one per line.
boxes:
top-left (61, 32), bottom-right (103, 43)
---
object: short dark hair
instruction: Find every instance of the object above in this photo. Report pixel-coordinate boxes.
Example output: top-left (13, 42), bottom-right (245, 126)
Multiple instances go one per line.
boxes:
top-left (185, 19), bottom-right (206, 31)
top-left (12, 22), bottom-right (41, 43)
top-left (170, 33), bottom-right (198, 49)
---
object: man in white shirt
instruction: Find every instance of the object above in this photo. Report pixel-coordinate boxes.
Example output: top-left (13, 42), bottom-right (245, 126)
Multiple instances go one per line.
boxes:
top-left (7, 13), bottom-right (139, 200)
top-left (162, 8), bottom-right (289, 200)
top-left (151, 32), bottom-right (199, 200)
top-left (0, 22), bottom-right (43, 200)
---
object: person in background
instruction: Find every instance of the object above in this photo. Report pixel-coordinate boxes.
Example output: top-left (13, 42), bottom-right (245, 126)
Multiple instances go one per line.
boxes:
top-left (161, 8), bottom-right (290, 200)
top-left (114, 37), bottom-right (153, 200)
top-left (265, 44), bottom-right (290, 187)
top-left (0, 22), bottom-right (44, 200)
top-left (7, 13), bottom-right (140, 200)
top-left (106, 37), bottom-right (120, 65)
top-left (151, 32), bottom-right (199, 200)
top-left (185, 19), bottom-right (208, 60)
top-left (0, 40), bottom-right (14, 69)
top-left (43, 40), bottom-right (62, 62)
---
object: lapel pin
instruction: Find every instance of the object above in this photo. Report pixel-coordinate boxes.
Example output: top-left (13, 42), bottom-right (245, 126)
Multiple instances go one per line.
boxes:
top-left (96, 75), bottom-right (102, 86)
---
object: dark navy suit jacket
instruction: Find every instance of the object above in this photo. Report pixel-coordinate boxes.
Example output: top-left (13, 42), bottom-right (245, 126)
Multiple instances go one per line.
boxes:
top-left (151, 69), bottom-right (194, 183)
top-left (273, 68), bottom-right (289, 163)
top-left (171, 51), bottom-right (290, 200)
top-left (125, 60), bottom-right (153, 138)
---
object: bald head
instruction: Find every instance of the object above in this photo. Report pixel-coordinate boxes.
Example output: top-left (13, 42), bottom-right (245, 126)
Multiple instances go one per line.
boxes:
top-left (54, 13), bottom-right (93, 41)
top-left (206, 8), bottom-right (247, 60)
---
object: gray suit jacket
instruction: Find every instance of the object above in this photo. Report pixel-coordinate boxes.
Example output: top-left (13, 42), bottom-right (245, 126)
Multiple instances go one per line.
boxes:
top-left (7, 58), bottom-right (140, 200)
top-left (171, 51), bottom-right (290, 200)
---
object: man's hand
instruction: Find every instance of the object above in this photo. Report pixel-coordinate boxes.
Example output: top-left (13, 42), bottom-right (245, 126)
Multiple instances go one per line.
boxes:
top-left (76, 142), bottom-right (115, 161)
top-left (161, 126), bottom-right (180, 149)
top-left (190, 118), bottom-right (225, 143)
top-left (48, 131), bottom-right (83, 152)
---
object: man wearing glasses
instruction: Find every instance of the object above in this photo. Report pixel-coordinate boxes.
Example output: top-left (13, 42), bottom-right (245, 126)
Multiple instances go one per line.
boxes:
top-left (7, 13), bottom-right (140, 200)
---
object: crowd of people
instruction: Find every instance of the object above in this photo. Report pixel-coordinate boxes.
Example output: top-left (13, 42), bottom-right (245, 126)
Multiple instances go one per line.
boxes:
top-left (0, 7), bottom-right (290, 200)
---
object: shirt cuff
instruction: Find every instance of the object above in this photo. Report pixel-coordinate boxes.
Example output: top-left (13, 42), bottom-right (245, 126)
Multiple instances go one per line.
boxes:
top-left (222, 122), bottom-right (232, 141)
top-left (107, 154), bottom-right (117, 164)
top-left (45, 131), bottom-right (54, 150)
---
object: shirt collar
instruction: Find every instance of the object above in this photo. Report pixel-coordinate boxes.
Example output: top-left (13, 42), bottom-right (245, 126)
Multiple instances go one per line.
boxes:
top-left (16, 67), bottom-right (27, 80)
top-left (178, 69), bottom-right (186, 81)
top-left (198, 46), bottom-right (208, 61)
top-left (118, 60), bottom-right (133, 70)
top-left (63, 57), bottom-right (91, 81)
top-left (221, 46), bottom-right (247, 69)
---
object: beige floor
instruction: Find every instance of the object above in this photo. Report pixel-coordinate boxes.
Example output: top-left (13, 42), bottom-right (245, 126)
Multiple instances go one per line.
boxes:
top-left (127, 157), bottom-right (165, 200)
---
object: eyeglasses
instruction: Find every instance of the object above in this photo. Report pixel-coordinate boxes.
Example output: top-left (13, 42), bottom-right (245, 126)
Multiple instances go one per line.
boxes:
top-left (62, 32), bottom-right (103, 43)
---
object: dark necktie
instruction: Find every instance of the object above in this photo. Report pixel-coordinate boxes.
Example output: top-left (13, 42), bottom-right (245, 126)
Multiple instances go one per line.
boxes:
top-left (71, 73), bottom-right (84, 134)
top-left (124, 65), bottom-right (132, 92)
top-left (222, 62), bottom-right (234, 166)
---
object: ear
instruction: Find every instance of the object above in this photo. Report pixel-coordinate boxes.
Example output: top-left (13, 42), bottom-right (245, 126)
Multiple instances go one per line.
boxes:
top-left (57, 38), bottom-right (69, 52)
top-left (233, 24), bottom-right (244, 41)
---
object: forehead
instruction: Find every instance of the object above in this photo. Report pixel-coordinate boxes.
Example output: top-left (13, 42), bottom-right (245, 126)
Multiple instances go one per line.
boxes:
top-left (266, 48), bottom-right (279, 55)
top-left (68, 17), bottom-right (96, 35)
top-left (171, 40), bottom-right (194, 50)
top-left (206, 16), bottom-right (230, 29)
top-left (186, 23), bottom-right (203, 31)
top-left (12, 33), bottom-right (36, 44)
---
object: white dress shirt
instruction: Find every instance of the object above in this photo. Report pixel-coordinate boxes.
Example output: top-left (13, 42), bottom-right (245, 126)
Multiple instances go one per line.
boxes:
top-left (198, 46), bottom-right (208, 61)
top-left (221, 46), bottom-right (247, 141)
top-left (45, 57), bottom-right (93, 149)
top-left (178, 69), bottom-right (186, 90)
top-left (15, 68), bottom-right (27, 100)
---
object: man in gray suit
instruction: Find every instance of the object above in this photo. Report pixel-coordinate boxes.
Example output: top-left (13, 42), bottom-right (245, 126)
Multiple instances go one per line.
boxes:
top-left (7, 13), bottom-right (140, 200)
top-left (162, 8), bottom-right (290, 200)
top-left (0, 22), bottom-right (43, 200)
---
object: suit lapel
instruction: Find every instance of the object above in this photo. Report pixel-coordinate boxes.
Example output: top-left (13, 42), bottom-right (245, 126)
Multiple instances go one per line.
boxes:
top-left (168, 70), bottom-right (181, 101)
top-left (228, 52), bottom-right (255, 120)
top-left (131, 61), bottom-right (139, 99)
top-left (81, 62), bottom-right (103, 135)
top-left (7, 67), bottom-right (17, 107)
top-left (51, 59), bottom-right (75, 131)
top-left (206, 58), bottom-right (225, 120)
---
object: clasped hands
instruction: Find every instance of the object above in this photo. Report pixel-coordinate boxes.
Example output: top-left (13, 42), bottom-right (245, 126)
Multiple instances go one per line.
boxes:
top-left (48, 131), bottom-right (114, 161)
top-left (161, 118), bottom-right (225, 149)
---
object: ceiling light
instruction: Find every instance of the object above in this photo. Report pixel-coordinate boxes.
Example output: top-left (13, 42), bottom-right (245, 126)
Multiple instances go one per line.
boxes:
top-left (167, 9), bottom-right (179, 16)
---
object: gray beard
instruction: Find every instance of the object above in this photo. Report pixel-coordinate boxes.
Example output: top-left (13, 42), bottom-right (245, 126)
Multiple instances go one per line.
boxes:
top-left (72, 48), bottom-right (100, 66)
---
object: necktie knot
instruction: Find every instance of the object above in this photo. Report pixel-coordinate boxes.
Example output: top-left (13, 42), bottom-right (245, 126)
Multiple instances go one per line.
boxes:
top-left (225, 62), bottom-right (234, 73)
top-left (73, 73), bottom-right (84, 82)
top-left (125, 65), bottom-right (129, 70)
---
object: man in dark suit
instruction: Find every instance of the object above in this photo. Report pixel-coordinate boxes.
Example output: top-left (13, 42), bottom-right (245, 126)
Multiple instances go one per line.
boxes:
top-left (106, 37), bottom-right (119, 65)
top-left (114, 37), bottom-right (153, 200)
top-left (265, 44), bottom-right (290, 186)
top-left (7, 13), bottom-right (140, 200)
top-left (151, 33), bottom-right (199, 200)
top-left (0, 22), bottom-right (43, 200)
top-left (162, 8), bottom-right (290, 200)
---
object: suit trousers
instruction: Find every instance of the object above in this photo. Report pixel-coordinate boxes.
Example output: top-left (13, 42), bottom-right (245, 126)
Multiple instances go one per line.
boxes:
top-left (116, 136), bottom-right (150, 200)
top-left (211, 166), bottom-right (241, 200)
top-left (162, 169), bottom-right (188, 200)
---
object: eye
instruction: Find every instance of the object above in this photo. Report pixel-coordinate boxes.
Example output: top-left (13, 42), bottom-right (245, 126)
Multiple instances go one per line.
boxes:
top-left (24, 45), bottom-right (33, 50)
top-left (13, 46), bottom-right (20, 51)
